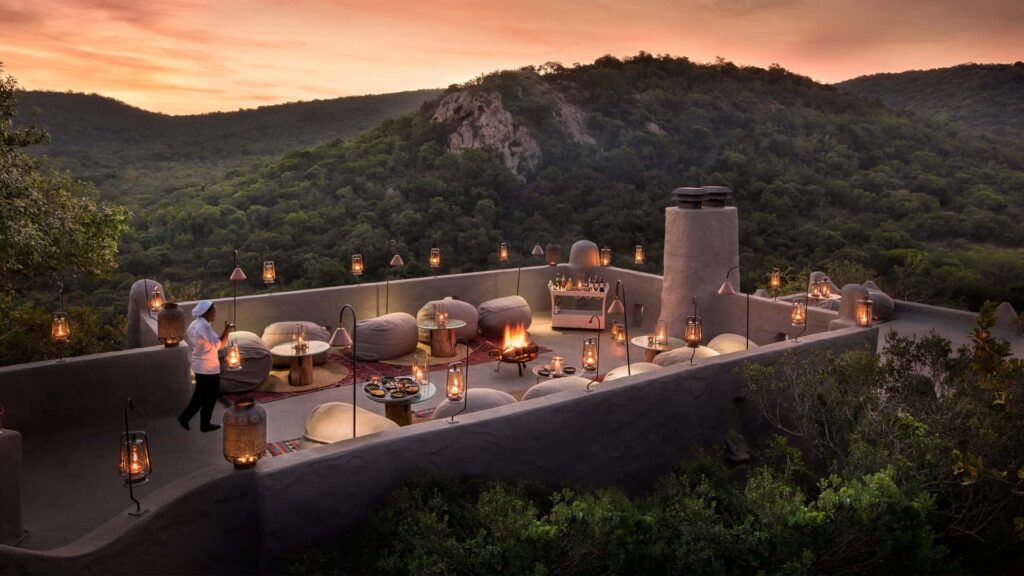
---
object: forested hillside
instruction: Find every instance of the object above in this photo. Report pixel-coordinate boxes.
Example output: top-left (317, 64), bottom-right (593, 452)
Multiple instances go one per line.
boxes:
top-left (836, 63), bottom-right (1024, 141)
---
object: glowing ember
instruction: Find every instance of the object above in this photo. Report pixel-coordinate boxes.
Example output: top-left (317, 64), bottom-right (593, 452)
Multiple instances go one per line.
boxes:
top-left (502, 323), bottom-right (530, 352)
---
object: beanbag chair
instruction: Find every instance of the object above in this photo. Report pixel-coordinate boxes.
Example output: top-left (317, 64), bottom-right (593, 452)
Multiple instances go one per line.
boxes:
top-left (432, 388), bottom-right (517, 420)
top-left (602, 362), bottom-right (662, 382)
top-left (300, 402), bottom-right (400, 449)
top-left (707, 333), bottom-right (758, 355)
top-left (652, 346), bottom-right (720, 368)
top-left (522, 375), bottom-right (593, 401)
top-left (569, 240), bottom-right (600, 269)
top-left (217, 330), bottom-right (272, 393)
top-left (354, 312), bottom-right (418, 361)
top-left (416, 298), bottom-right (479, 342)
top-left (477, 296), bottom-right (532, 338)
top-left (262, 321), bottom-right (331, 367)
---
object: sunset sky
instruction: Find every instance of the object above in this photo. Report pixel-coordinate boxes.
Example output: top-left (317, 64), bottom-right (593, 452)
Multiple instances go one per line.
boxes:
top-left (1, 0), bottom-right (1021, 115)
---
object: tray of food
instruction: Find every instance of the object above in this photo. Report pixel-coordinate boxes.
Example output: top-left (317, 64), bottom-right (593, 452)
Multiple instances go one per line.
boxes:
top-left (363, 376), bottom-right (422, 402)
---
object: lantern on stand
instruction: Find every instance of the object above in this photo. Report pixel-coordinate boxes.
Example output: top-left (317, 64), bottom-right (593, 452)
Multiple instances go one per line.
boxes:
top-left (429, 248), bottom-right (441, 269)
top-left (225, 340), bottom-right (243, 371)
top-left (499, 242), bottom-right (510, 263)
top-left (582, 337), bottom-right (598, 372)
top-left (262, 261), bottom-right (276, 284)
top-left (229, 250), bottom-right (246, 327)
top-left (52, 282), bottom-right (70, 362)
top-left (445, 357), bottom-right (469, 424)
top-left (223, 397), bottom-right (267, 469)
top-left (769, 268), bottom-right (782, 297)
top-left (351, 254), bottom-right (364, 277)
top-left (157, 303), bottom-right (186, 346)
top-left (855, 299), bottom-right (873, 327)
top-left (611, 321), bottom-right (626, 345)
top-left (119, 398), bottom-right (151, 516)
top-left (633, 243), bottom-right (645, 265)
top-left (683, 298), bottom-right (703, 365)
top-left (791, 298), bottom-right (808, 342)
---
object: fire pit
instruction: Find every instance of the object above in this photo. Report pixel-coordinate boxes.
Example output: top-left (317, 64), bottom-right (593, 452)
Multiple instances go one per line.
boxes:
top-left (489, 323), bottom-right (539, 376)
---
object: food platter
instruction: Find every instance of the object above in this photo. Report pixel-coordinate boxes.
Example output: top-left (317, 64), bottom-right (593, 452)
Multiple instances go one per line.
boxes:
top-left (363, 376), bottom-right (433, 403)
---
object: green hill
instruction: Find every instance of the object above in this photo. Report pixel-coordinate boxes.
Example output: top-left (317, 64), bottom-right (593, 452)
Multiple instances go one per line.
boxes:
top-left (14, 88), bottom-right (442, 206)
top-left (836, 63), bottom-right (1024, 141)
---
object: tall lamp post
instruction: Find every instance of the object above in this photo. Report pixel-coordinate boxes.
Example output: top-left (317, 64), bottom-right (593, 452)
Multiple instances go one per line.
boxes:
top-left (229, 249), bottom-right (246, 328)
top-left (329, 304), bottom-right (358, 439)
top-left (607, 280), bottom-right (631, 376)
top-left (716, 265), bottom-right (749, 350)
top-left (515, 243), bottom-right (544, 296)
top-left (384, 241), bottom-right (404, 315)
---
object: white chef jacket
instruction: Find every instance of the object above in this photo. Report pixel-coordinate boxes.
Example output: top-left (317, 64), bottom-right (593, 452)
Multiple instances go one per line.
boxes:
top-left (186, 317), bottom-right (222, 375)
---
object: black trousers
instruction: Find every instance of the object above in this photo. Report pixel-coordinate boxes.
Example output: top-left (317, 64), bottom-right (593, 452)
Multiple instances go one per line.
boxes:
top-left (180, 373), bottom-right (220, 427)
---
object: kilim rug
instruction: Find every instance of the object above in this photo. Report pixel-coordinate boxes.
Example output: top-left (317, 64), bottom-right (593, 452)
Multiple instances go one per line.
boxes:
top-left (266, 438), bottom-right (302, 456)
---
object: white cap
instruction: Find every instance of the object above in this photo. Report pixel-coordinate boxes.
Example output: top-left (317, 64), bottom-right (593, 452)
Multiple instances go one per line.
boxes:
top-left (192, 300), bottom-right (214, 317)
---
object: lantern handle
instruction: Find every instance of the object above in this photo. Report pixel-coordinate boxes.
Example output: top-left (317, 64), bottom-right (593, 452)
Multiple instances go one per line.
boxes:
top-left (585, 315), bottom-right (601, 392)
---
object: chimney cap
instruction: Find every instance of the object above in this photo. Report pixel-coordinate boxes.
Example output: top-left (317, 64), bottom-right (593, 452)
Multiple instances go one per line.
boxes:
top-left (671, 187), bottom-right (707, 209)
top-left (700, 185), bottom-right (731, 207)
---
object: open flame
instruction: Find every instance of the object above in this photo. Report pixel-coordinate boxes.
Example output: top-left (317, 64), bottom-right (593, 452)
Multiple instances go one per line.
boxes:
top-left (502, 323), bottom-right (530, 351)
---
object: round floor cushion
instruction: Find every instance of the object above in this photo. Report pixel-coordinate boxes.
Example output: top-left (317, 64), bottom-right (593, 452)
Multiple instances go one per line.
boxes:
top-left (602, 362), bottom-right (662, 382)
top-left (706, 333), bottom-right (758, 355)
top-left (262, 321), bottom-right (331, 367)
top-left (652, 346), bottom-right (720, 368)
top-left (300, 402), bottom-right (400, 449)
top-left (416, 298), bottom-right (479, 342)
top-left (522, 375), bottom-right (593, 401)
top-left (217, 330), bottom-right (272, 394)
top-left (354, 312), bottom-right (419, 361)
top-left (477, 296), bottom-right (532, 338)
top-left (432, 388), bottom-right (517, 420)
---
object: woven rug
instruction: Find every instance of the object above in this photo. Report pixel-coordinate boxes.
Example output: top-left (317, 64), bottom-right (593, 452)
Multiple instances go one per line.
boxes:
top-left (223, 363), bottom-right (349, 405)
top-left (267, 438), bottom-right (302, 456)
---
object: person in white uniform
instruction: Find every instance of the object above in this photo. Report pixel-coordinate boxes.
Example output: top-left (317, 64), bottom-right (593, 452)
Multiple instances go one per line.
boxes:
top-left (178, 300), bottom-right (233, 432)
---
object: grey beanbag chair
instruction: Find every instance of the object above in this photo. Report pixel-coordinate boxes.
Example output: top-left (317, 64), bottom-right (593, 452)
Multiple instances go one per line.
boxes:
top-left (301, 402), bottom-right (399, 449)
top-left (652, 346), bottom-right (720, 367)
top-left (217, 330), bottom-right (272, 393)
top-left (354, 312), bottom-right (418, 361)
top-left (707, 333), bottom-right (757, 355)
top-left (417, 298), bottom-right (479, 342)
top-left (602, 362), bottom-right (662, 381)
top-left (477, 296), bottom-right (532, 338)
top-left (522, 375), bottom-right (593, 401)
top-left (262, 321), bottom-right (331, 367)
top-left (432, 388), bottom-right (517, 420)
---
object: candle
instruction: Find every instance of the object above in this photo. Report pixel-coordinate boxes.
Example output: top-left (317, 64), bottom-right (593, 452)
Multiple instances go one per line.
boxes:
top-left (551, 356), bottom-right (565, 374)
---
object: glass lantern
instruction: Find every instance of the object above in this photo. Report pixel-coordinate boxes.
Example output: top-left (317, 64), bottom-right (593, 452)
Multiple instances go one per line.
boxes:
top-left (633, 244), bottom-right (645, 265)
top-left (291, 324), bottom-right (308, 352)
top-left (499, 242), bottom-right (509, 263)
top-left (600, 247), bottom-right (612, 267)
top-left (855, 299), bottom-right (873, 327)
top-left (582, 337), bottom-right (598, 372)
top-left (119, 430), bottom-right (152, 485)
top-left (791, 299), bottom-right (807, 327)
top-left (655, 319), bottom-right (668, 346)
top-left (446, 361), bottom-right (465, 401)
top-left (684, 315), bottom-right (703, 348)
top-left (434, 302), bottom-right (449, 328)
top-left (429, 248), bottom-right (441, 269)
top-left (412, 349), bottom-right (429, 384)
top-left (611, 321), bottom-right (626, 345)
top-left (550, 355), bottom-right (565, 374)
top-left (820, 279), bottom-right (831, 298)
top-left (769, 268), bottom-right (782, 291)
top-left (157, 302), bottom-right (186, 346)
top-left (262, 261), bottom-right (276, 284)
top-left (51, 311), bottom-right (70, 343)
top-left (223, 398), bottom-right (267, 469)
top-left (225, 340), bottom-right (243, 371)
top-left (351, 253), bottom-right (364, 276)
top-left (148, 286), bottom-right (165, 313)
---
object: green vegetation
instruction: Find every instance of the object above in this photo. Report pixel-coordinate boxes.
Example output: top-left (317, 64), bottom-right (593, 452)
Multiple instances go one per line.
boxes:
top-left (837, 63), bottom-right (1024, 142)
top-left (286, 306), bottom-right (1022, 575)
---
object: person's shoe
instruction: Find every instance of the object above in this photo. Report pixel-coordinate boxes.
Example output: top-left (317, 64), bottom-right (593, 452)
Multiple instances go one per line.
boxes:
top-left (177, 415), bottom-right (190, 431)
top-left (200, 424), bottom-right (221, 433)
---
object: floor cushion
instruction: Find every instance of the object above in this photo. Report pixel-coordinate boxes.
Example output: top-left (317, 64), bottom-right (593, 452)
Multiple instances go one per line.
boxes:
top-left (477, 296), bottom-right (532, 338)
top-left (522, 375), bottom-right (593, 401)
top-left (416, 298), bottom-right (479, 342)
top-left (707, 333), bottom-right (758, 355)
top-left (432, 388), bottom-right (517, 420)
top-left (217, 330), bottom-right (272, 394)
top-left (602, 362), bottom-right (662, 381)
top-left (354, 312), bottom-right (419, 361)
top-left (300, 402), bottom-right (400, 449)
top-left (652, 346), bottom-right (720, 367)
top-left (262, 321), bottom-right (331, 367)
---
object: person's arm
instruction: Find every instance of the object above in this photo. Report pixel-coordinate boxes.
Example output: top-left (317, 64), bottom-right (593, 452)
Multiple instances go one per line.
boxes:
top-left (217, 321), bottom-right (234, 350)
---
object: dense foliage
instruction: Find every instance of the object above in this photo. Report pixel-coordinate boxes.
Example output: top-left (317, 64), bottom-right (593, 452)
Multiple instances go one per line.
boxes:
top-left (837, 63), bottom-right (1024, 142)
top-left (286, 308), bottom-right (1023, 575)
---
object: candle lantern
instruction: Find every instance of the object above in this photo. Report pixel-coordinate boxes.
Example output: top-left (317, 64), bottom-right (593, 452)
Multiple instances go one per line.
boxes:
top-left (157, 302), bottom-right (186, 347)
top-left (545, 243), bottom-right (561, 266)
top-left (655, 319), bottom-right (668, 346)
top-left (51, 311), bottom-right (70, 343)
top-left (684, 316), bottom-right (703, 349)
top-left (550, 355), bottom-right (565, 374)
top-left (769, 268), bottom-right (782, 291)
top-left (429, 248), bottom-right (441, 269)
top-left (582, 338), bottom-right (598, 372)
top-left (434, 302), bottom-right (449, 327)
top-left (148, 286), bottom-right (165, 313)
top-left (351, 254), bottom-right (364, 276)
top-left (611, 321), bottom-right (626, 345)
top-left (225, 339), bottom-right (243, 371)
top-left (633, 244), bottom-right (645, 265)
top-left (499, 242), bottom-right (509, 263)
top-left (791, 299), bottom-right (807, 327)
top-left (223, 397), bottom-right (267, 469)
top-left (119, 430), bottom-right (152, 485)
top-left (291, 324), bottom-right (308, 352)
top-left (446, 361), bottom-right (465, 401)
top-left (820, 279), bottom-right (831, 299)
top-left (855, 299), bottom-right (873, 327)
top-left (412, 349), bottom-right (429, 384)
top-left (600, 247), bottom-right (612, 267)
top-left (262, 261), bottom-right (276, 284)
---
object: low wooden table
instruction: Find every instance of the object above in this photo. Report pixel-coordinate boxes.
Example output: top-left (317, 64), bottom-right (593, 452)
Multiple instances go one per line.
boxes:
top-left (416, 319), bottom-right (467, 357)
top-left (630, 336), bottom-right (686, 362)
top-left (364, 381), bottom-right (437, 426)
top-left (269, 341), bottom-right (330, 387)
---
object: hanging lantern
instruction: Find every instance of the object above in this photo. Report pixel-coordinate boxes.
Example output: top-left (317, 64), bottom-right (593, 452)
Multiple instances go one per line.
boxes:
top-left (225, 339), bottom-right (243, 371)
top-left (262, 261), bottom-right (276, 284)
top-left (769, 269), bottom-right (782, 291)
top-left (148, 286), bottom-right (165, 313)
top-left (429, 248), bottom-right (441, 269)
top-left (582, 337), bottom-right (598, 372)
top-left (600, 247), bottom-right (612, 267)
top-left (351, 254), bottom-right (364, 276)
top-left (655, 319), bottom-right (668, 346)
top-left (855, 299), bottom-right (873, 327)
top-left (119, 430), bottom-right (152, 485)
top-left (51, 311), bottom-right (70, 343)
top-left (545, 243), bottom-right (561, 266)
top-left (412, 349), bottom-right (429, 384)
top-left (223, 398), bottom-right (267, 469)
top-left (157, 303), bottom-right (186, 347)
top-left (791, 299), bottom-right (807, 327)
top-left (499, 242), bottom-right (510, 263)
top-left (446, 361), bottom-right (465, 401)
top-left (684, 316), bottom-right (703, 348)
top-left (291, 324), bottom-right (308, 352)
top-left (634, 244), bottom-right (645, 265)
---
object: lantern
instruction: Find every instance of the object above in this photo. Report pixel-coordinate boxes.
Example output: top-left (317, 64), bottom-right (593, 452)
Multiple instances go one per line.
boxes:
top-left (119, 430), bottom-right (152, 485)
top-left (412, 349), bottom-right (429, 384)
top-left (499, 242), bottom-right (509, 263)
top-left (351, 254), bottom-right (364, 276)
top-left (820, 279), bottom-right (831, 298)
top-left (634, 244), bottom-right (645, 265)
top-left (600, 247), bottom-right (612, 267)
top-left (655, 319), bottom-right (668, 346)
top-left (291, 324), bottom-right (308, 352)
top-left (791, 299), bottom-right (807, 327)
top-left (582, 337), bottom-right (598, 372)
top-left (855, 299), bottom-right (873, 327)
top-left (611, 321), bottom-right (626, 345)
top-left (435, 302), bottom-right (449, 327)
top-left (262, 261), bottom-right (276, 284)
top-left (546, 243), bottom-right (561, 266)
top-left (550, 355), bottom-right (565, 374)
top-left (51, 311), bottom-right (70, 343)
top-left (157, 302), bottom-right (186, 346)
top-left (684, 316), bottom-right (703, 348)
top-left (148, 286), bottom-right (165, 313)
top-left (769, 268), bottom-right (782, 291)
top-left (225, 339), bottom-right (242, 371)
top-left (446, 361), bottom-right (465, 401)
top-left (429, 248), bottom-right (441, 269)
top-left (223, 397), bottom-right (267, 469)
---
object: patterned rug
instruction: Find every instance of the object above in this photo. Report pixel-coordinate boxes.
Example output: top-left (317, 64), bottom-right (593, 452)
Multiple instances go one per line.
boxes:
top-left (266, 438), bottom-right (302, 456)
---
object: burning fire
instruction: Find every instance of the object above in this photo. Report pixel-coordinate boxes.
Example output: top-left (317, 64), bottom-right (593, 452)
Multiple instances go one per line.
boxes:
top-left (502, 323), bottom-right (530, 351)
